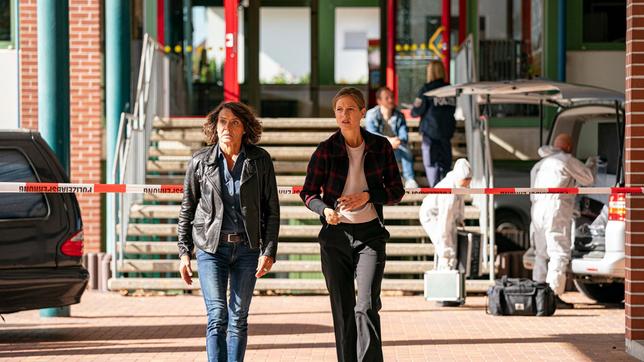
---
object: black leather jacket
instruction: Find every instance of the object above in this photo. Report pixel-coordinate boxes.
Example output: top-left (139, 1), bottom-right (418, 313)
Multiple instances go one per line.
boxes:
top-left (177, 144), bottom-right (280, 259)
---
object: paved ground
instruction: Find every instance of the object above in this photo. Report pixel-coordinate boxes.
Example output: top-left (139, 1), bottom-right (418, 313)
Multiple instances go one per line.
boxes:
top-left (0, 291), bottom-right (634, 361)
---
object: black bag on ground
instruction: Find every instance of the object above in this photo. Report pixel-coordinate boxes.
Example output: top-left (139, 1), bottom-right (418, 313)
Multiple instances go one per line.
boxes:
top-left (487, 276), bottom-right (556, 316)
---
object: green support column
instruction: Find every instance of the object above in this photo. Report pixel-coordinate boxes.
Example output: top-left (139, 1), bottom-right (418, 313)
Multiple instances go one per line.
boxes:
top-left (37, 0), bottom-right (70, 318)
top-left (318, 1), bottom-right (334, 85)
top-left (106, 1), bottom-right (131, 261)
top-left (543, 0), bottom-right (558, 128)
top-left (544, 0), bottom-right (558, 81)
top-left (247, 0), bottom-right (261, 113)
top-left (37, 0), bottom-right (70, 174)
top-left (144, 0), bottom-right (158, 39)
top-left (183, 0), bottom-right (193, 113)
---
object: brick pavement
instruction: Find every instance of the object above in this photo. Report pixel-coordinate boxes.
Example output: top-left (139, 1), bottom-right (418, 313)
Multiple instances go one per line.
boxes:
top-left (0, 291), bottom-right (635, 361)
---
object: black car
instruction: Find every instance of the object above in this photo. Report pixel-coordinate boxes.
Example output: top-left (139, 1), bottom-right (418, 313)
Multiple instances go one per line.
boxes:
top-left (0, 130), bottom-right (88, 313)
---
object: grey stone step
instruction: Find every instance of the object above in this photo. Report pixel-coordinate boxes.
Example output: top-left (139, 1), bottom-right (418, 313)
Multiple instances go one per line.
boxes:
top-left (142, 192), bottom-right (430, 204)
top-left (147, 159), bottom-right (428, 174)
top-left (146, 175), bottom-right (306, 186)
top-left (146, 174), bottom-right (480, 189)
top-left (121, 223), bottom-right (479, 239)
top-left (117, 259), bottom-right (433, 274)
top-left (118, 241), bottom-right (435, 256)
top-left (108, 277), bottom-right (492, 293)
top-left (129, 204), bottom-right (479, 220)
top-left (151, 129), bottom-right (435, 144)
top-left (149, 144), bottom-right (466, 159)
top-left (154, 117), bottom-right (421, 129)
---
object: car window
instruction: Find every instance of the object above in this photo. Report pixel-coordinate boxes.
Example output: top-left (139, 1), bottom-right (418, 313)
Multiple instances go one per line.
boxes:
top-left (0, 149), bottom-right (48, 219)
top-left (575, 120), bottom-right (619, 175)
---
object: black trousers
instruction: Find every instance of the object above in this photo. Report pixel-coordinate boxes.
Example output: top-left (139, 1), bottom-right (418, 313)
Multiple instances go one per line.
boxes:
top-left (318, 218), bottom-right (389, 362)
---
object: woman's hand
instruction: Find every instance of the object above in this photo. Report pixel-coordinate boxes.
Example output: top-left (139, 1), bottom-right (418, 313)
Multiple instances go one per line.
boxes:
top-left (256, 256), bottom-right (274, 278)
top-left (324, 207), bottom-right (341, 225)
top-left (337, 192), bottom-right (370, 211)
top-left (179, 255), bottom-right (193, 286)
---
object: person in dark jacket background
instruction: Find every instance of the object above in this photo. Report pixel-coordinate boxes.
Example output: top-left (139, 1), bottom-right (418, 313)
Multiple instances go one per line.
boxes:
top-left (300, 87), bottom-right (404, 362)
top-left (411, 60), bottom-right (456, 187)
top-left (177, 101), bottom-right (280, 362)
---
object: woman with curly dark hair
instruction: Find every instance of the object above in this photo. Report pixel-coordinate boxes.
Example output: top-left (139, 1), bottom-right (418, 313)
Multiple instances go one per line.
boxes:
top-left (177, 101), bottom-right (280, 362)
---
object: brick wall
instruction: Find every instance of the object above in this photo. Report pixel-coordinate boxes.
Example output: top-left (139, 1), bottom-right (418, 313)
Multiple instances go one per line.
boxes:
top-left (627, 0), bottom-right (644, 355)
top-left (18, 0), bottom-right (37, 130)
top-left (19, 0), bottom-right (103, 253)
top-left (69, 0), bottom-right (102, 253)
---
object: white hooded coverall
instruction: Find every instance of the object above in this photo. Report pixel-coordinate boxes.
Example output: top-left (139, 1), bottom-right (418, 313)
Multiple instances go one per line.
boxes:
top-left (419, 159), bottom-right (472, 270)
top-left (530, 146), bottom-right (594, 295)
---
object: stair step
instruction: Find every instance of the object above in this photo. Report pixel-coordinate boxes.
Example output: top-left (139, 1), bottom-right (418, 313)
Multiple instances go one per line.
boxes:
top-left (121, 223), bottom-right (479, 239)
top-left (129, 204), bottom-right (479, 220)
top-left (154, 117), bottom-right (422, 129)
top-left (145, 174), bottom-right (469, 188)
top-left (151, 130), bottom-right (432, 144)
top-left (117, 259), bottom-right (433, 274)
top-left (142, 192), bottom-right (429, 204)
top-left (147, 159), bottom-right (428, 174)
top-left (118, 241), bottom-right (435, 255)
top-left (145, 175), bottom-right (304, 186)
top-left (108, 277), bottom-right (492, 293)
top-left (149, 144), bottom-right (466, 159)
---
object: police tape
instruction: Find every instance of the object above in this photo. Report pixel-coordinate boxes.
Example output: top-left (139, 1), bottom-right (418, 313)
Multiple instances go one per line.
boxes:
top-left (0, 182), bottom-right (642, 195)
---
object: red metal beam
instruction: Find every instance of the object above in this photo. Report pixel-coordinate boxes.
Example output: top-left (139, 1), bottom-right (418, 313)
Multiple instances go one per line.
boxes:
top-left (224, 0), bottom-right (239, 101)
top-left (386, 0), bottom-right (397, 102)
top-left (157, 0), bottom-right (164, 45)
top-left (458, 0), bottom-right (466, 45)
top-left (442, 0), bottom-right (451, 83)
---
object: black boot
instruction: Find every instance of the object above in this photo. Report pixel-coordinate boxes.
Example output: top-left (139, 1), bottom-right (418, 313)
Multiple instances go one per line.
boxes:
top-left (556, 295), bottom-right (574, 309)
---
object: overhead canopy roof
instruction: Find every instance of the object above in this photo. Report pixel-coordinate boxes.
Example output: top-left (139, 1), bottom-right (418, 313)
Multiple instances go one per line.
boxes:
top-left (424, 79), bottom-right (624, 106)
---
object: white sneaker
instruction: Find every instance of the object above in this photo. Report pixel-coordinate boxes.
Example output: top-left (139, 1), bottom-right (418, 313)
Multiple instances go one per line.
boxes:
top-left (404, 179), bottom-right (419, 189)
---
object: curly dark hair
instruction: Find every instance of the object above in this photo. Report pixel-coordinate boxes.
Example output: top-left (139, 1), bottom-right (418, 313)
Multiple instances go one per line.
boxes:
top-left (203, 102), bottom-right (262, 145)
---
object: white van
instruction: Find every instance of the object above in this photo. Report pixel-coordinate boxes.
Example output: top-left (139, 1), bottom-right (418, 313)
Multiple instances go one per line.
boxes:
top-left (426, 80), bottom-right (625, 304)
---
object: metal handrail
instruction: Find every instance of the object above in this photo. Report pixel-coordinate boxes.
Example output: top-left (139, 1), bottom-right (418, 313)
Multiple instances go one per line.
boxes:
top-left (111, 34), bottom-right (163, 277)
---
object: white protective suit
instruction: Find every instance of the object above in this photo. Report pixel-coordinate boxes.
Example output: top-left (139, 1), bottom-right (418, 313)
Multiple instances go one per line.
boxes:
top-left (530, 146), bottom-right (594, 295)
top-left (419, 159), bottom-right (472, 270)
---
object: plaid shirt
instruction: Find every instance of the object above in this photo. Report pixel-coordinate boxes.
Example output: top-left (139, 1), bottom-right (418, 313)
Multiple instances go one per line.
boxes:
top-left (300, 127), bottom-right (405, 222)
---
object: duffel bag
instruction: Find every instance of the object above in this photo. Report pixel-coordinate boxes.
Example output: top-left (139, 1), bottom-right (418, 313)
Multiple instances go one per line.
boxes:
top-left (487, 276), bottom-right (556, 316)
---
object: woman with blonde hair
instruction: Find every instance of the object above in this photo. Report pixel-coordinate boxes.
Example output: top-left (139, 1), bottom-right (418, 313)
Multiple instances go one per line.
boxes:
top-left (300, 87), bottom-right (404, 361)
top-left (411, 60), bottom-right (456, 187)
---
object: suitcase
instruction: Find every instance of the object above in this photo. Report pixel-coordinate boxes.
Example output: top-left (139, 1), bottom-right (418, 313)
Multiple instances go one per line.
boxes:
top-left (424, 269), bottom-right (465, 302)
top-left (424, 231), bottom-right (479, 303)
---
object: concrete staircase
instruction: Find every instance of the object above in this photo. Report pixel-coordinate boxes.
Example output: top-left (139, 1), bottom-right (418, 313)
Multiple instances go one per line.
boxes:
top-left (109, 117), bottom-right (490, 293)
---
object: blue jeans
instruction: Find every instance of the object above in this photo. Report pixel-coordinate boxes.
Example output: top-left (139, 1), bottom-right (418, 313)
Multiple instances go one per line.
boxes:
top-left (394, 145), bottom-right (415, 181)
top-left (197, 242), bottom-right (260, 362)
top-left (421, 136), bottom-right (451, 187)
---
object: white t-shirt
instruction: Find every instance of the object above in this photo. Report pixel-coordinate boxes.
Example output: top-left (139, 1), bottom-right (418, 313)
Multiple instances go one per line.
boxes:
top-left (338, 141), bottom-right (378, 224)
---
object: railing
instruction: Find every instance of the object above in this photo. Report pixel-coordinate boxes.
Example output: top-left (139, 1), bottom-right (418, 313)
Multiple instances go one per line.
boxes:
top-left (111, 34), bottom-right (181, 276)
top-left (479, 40), bottom-right (522, 82)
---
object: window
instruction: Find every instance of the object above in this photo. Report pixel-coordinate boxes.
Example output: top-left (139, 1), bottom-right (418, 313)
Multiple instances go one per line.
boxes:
top-left (260, 7), bottom-right (310, 84)
top-left (0, 150), bottom-right (48, 219)
top-left (334, 7), bottom-right (380, 84)
top-left (0, 0), bottom-right (12, 46)
top-left (583, 0), bottom-right (625, 44)
top-left (192, 6), bottom-right (245, 84)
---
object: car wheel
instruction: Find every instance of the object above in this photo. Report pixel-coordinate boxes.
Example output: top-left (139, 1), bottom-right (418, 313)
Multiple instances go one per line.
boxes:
top-left (495, 210), bottom-right (529, 252)
top-left (573, 280), bottom-right (624, 304)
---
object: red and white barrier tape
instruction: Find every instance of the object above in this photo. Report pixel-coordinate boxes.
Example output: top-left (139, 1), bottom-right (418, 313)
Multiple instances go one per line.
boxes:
top-left (0, 182), bottom-right (641, 195)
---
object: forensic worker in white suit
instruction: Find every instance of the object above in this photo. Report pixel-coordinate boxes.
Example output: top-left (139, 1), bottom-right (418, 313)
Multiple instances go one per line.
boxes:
top-left (530, 133), bottom-right (595, 308)
top-left (419, 158), bottom-right (472, 270)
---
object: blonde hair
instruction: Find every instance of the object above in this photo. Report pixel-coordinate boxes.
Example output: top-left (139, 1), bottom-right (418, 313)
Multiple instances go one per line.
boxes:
top-left (332, 87), bottom-right (366, 110)
top-left (426, 60), bottom-right (446, 82)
